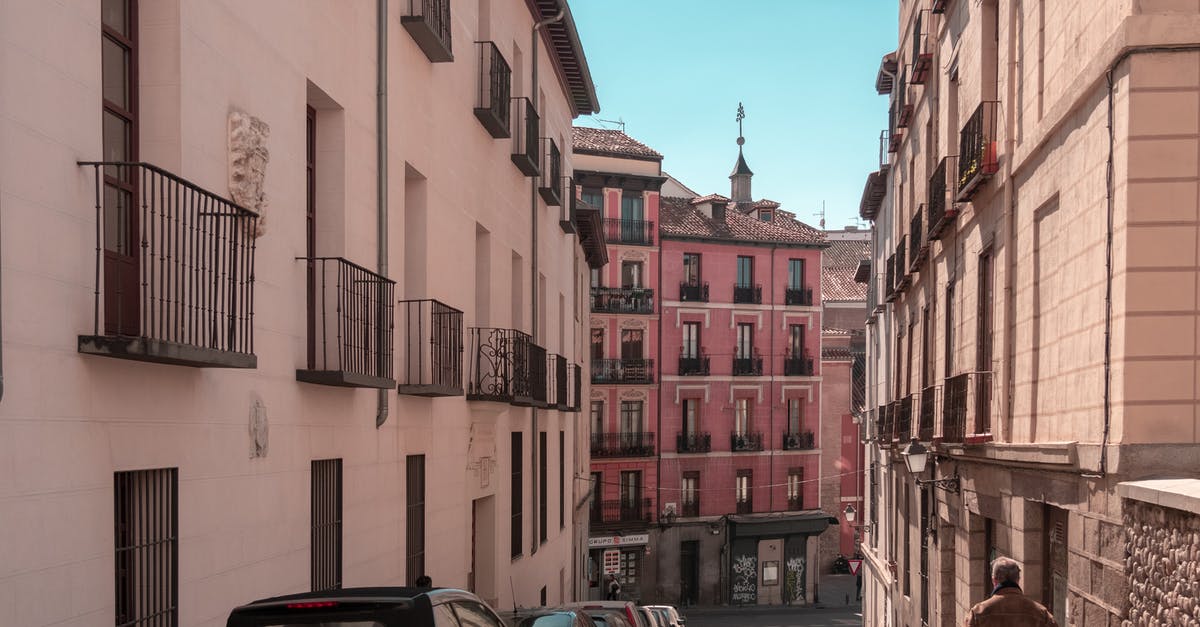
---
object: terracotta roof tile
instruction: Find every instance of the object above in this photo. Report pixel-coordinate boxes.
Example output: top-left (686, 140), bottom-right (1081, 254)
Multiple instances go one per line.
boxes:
top-left (821, 238), bottom-right (872, 302)
top-left (571, 126), bottom-right (663, 161)
top-left (659, 196), bottom-right (826, 246)
top-left (753, 199), bottom-right (782, 208)
top-left (689, 193), bottom-right (730, 205)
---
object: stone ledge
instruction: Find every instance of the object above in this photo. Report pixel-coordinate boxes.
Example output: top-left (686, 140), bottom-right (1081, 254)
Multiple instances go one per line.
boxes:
top-left (1117, 478), bottom-right (1200, 516)
top-left (938, 441), bottom-right (1079, 468)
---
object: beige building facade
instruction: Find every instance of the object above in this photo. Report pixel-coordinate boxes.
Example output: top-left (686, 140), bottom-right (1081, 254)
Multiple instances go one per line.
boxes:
top-left (860, 1), bottom-right (1200, 625)
top-left (0, 1), bottom-right (606, 625)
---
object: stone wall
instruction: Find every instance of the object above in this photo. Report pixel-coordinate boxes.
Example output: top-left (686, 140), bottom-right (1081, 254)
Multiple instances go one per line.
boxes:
top-left (1124, 499), bottom-right (1200, 626)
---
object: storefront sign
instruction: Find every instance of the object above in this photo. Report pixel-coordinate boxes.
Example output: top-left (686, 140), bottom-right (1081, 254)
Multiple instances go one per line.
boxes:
top-left (602, 549), bottom-right (621, 575)
top-left (588, 533), bottom-right (649, 548)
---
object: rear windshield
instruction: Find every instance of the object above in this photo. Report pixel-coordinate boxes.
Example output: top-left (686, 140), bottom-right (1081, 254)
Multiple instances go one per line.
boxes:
top-left (253, 623), bottom-right (383, 627)
top-left (518, 616), bottom-right (574, 627)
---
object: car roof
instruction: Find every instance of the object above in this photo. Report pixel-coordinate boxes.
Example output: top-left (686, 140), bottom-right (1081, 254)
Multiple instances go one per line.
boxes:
top-left (231, 586), bottom-right (480, 610)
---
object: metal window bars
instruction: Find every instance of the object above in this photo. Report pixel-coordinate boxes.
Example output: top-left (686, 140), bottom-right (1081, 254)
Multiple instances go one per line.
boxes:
top-left (510, 97), bottom-right (540, 176)
top-left (733, 283), bottom-right (763, 304)
top-left (911, 10), bottom-right (933, 84)
top-left (298, 257), bottom-right (397, 389)
top-left (466, 327), bottom-right (533, 404)
top-left (603, 218), bottom-right (655, 246)
top-left (957, 101), bottom-right (1000, 202)
top-left (590, 432), bottom-right (656, 458)
top-left (782, 430), bottom-right (816, 450)
top-left (676, 432), bottom-right (712, 453)
top-left (679, 281), bottom-right (710, 302)
top-left (591, 358), bottom-right (654, 384)
top-left (114, 468), bottom-right (178, 627)
top-left (401, 0), bottom-right (453, 62)
top-left (473, 41), bottom-right (511, 138)
top-left (783, 350), bottom-right (815, 376)
top-left (538, 138), bottom-right (562, 205)
top-left (590, 287), bottom-right (655, 314)
top-left (927, 155), bottom-right (960, 240)
top-left (311, 459), bottom-right (343, 592)
top-left (919, 385), bottom-right (939, 441)
top-left (909, 204), bottom-right (929, 272)
top-left (730, 431), bottom-right (764, 452)
top-left (397, 299), bottom-right (464, 396)
top-left (940, 372), bottom-right (993, 443)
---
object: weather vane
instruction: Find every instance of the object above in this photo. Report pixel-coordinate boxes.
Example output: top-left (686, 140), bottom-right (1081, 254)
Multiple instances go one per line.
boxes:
top-left (736, 102), bottom-right (745, 145)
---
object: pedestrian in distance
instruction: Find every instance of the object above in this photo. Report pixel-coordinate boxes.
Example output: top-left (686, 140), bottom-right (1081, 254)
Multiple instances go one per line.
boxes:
top-left (414, 575), bottom-right (432, 588)
top-left (965, 557), bottom-right (1058, 626)
top-left (605, 574), bottom-right (621, 600)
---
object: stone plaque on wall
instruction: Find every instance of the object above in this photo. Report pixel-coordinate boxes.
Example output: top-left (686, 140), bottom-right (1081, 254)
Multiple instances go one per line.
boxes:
top-left (228, 110), bottom-right (270, 236)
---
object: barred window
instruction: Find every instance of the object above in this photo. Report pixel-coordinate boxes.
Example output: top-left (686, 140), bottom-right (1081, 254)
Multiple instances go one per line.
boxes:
top-left (312, 458), bottom-right (343, 591)
top-left (406, 455), bottom-right (426, 585)
top-left (114, 467), bottom-right (178, 627)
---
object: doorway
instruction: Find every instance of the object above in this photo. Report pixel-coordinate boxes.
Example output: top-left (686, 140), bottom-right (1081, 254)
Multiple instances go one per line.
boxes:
top-left (680, 541), bottom-right (699, 606)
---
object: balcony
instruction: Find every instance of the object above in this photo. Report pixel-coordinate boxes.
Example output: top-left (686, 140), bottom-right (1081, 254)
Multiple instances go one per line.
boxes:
top-left (957, 101), bottom-right (1000, 202)
top-left (730, 432), bottom-right (764, 452)
top-left (77, 162), bottom-right (258, 369)
top-left (782, 430), bottom-right (816, 451)
top-left (548, 353), bottom-right (568, 410)
top-left (736, 499), bottom-right (754, 515)
top-left (860, 166), bottom-right (887, 221)
top-left (603, 218), bottom-right (655, 246)
top-left (909, 205), bottom-right (928, 272)
top-left (896, 394), bottom-right (914, 442)
top-left (911, 11), bottom-right (932, 85)
top-left (919, 385), bottom-right (938, 441)
top-left (590, 287), bottom-right (654, 314)
top-left (733, 284), bottom-right (762, 304)
top-left (296, 257), bottom-right (396, 389)
top-left (785, 287), bottom-right (813, 306)
top-left (927, 156), bottom-right (960, 240)
top-left (679, 281), bottom-right (710, 302)
top-left (401, 0), bottom-right (452, 62)
top-left (510, 97), bottom-right (540, 176)
top-left (676, 432), bottom-right (712, 454)
top-left (783, 352), bottom-right (814, 376)
top-left (591, 432), bottom-right (656, 458)
top-left (732, 353), bottom-right (763, 376)
top-left (941, 372), bottom-right (993, 444)
top-left (894, 236), bottom-right (911, 292)
top-left (565, 363), bottom-right (582, 412)
top-left (932, 0), bottom-right (949, 13)
top-left (527, 342), bottom-right (548, 407)
top-left (538, 138), bottom-right (562, 205)
top-left (396, 299), bottom-right (463, 396)
top-left (591, 498), bottom-right (652, 529)
top-left (678, 354), bottom-right (710, 376)
top-left (787, 496), bottom-right (804, 512)
top-left (879, 402), bottom-right (896, 448)
top-left (884, 254), bottom-right (897, 302)
top-left (473, 42), bottom-right (511, 138)
top-left (680, 499), bottom-right (700, 518)
top-left (591, 358), bottom-right (654, 384)
top-left (466, 327), bottom-right (535, 404)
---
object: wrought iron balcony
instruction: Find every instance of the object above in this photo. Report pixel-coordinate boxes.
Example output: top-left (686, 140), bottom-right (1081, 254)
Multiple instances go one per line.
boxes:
top-left (733, 284), bottom-right (762, 304)
top-left (472, 41), bottom-right (511, 138)
top-left (894, 69), bottom-right (913, 129)
top-left (782, 430), bottom-right (816, 451)
top-left (736, 499), bottom-right (754, 515)
top-left (732, 354), bottom-right (763, 376)
top-left (548, 353), bottom-right (568, 410)
top-left (591, 358), bottom-right (654, 384)
top-left (911, 11), bottom-right (932, 84)
top-left (957, 101), bottom-right (1000, 202)
top-left (785, 287), bottom-right (813, 306)
top-left (884, 254), bottom-right (897, 302)
top-left (787, 496), bottom-right (804, 512)
top-left (879, 402), bottom-right (896, 448)
top-left (896, 395), bottom-right (914, 442)
top-left (564, 363), bottom-right (582, 412)
top-left (895, 236), bottom-right (911, 292)
top-left (395, 299), bottom-right (463, 396)
top-left (679, 281), bottom-right (709, 302)
top-left (603, 218), bottom-right (654, 246)
top-left (466, 327), bottom-right (535, 404)
top-left (860, 165), bottom-right (887, 221)
top-left (730, 432), bottom-right (764, 452)
top-left (676, 432), bottom-right (712, 454)
top-left (591, 498), bottom-right (652, 528)
top-left (591, 432), bottom-right (656, 458)
top-left (927, 156), bottom-right (959, 240)
top-left (919, 385), bottom-right (938, 441)
top-left (680, 499), bottom-right (700, 518)
top-left (77, 162), bottom-right (258, 368)
top-left (526, 342), bottom-right (548, 407)
top-left (783, 352), bottom-right (814, 376)
top-left (297, 257), bottom-right (396, 389)
top-left (539, 138), bottom-right (562, 205)
top-left (590, 287), bottom-right (654, 314)
top-left (941, 371), bottom-right (993, 443)
top-left (510, 97), bottom-right (540, 176)
top-left (401, 0), bottom-right (452, 62)
top-left (678, 354), bottom-right (710, 376)
top-left (909, 205), bottom-right (928, 272)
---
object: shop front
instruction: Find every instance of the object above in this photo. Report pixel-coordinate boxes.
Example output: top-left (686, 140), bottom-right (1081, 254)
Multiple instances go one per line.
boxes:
top-left (587, 533), bottom-right (650, 601)
top-left (726, 511), bottom-right (839, 606)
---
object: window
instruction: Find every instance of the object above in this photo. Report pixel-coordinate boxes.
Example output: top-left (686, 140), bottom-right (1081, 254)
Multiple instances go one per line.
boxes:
top-left (619, 471), bottom-right (642, 508)
top-left (787, 467), bottom-right (803, 510)
top-left (101, 0), bottom-right (139, 336)
top-left (621, 194), bottom-right (644, 222)
top-left (736, 323), bottom-right (754, 359)
top-left (683, 398), bottom-right (699, 436)
top-left (559, 431), bottom-right (565, 530)
top-left (788, 259), bottom-right (806, 290)
top-left (591, 471), bottom-right (602, 515)
top-left (312, 459), bottom-right (343, 591)
top-left (682, 472), bottom-right (699, 516)
top-left (306, 106), bottom-right (317, 367)
top-left (759, 211), bottom-right (771, 221)
top-left (621, 261), bottom-right (643, 289)
top-left (620, 401), bottom-right (643, 433)
top-left (736, 256), bottom-right (754, 287)
top-left (734, 398), bottom-right (751, 435)
top-left (591, 329), bottom-right (604, 360)
top-left (922, 305), bottom-right (933, 388)
top-left (114, 467), bottom-right (177, 626)
top-left (789, 324), bottom-right (805, 358)
top-left (621, 329), bottom-right (643, 359)
top-left (451, 601), bottom-right (507, 627)
top-left (511, 432), bottom-right (523, 558)
top-left (736, 470), bottom-right (752, 513)
top-left (406, 455), bottom-right (426, 585)
top-left (682, 253), bottom-right (701, 285)
top-left (581, 187), bottom-right (603, 210)
top-left (590, 267), bottom-right (602, 288)
top-left (591, 401), bottom-right (604, 435)
top-left (787, 398), bottom-right (803, 433)
top-left (945, 284), bottom-right (955, 376)
top-left (539, 432), bottom-right (548, 544)
top-left (682, 322), bottom-right (700, 359)
top-left (906, 319), bottom-right (916, 395)
top-left (977, 250), bottom-right (994, 433)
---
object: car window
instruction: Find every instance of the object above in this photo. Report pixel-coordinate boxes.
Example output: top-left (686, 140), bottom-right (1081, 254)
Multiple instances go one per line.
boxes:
top-left (518, 615), bottom-right (574, 627)
top-left (453, 602), bottom-right (506, 627)
top-left (589, 618), bottom-right (608, 627)
top-left (434, 604), bottom-right (462, 627)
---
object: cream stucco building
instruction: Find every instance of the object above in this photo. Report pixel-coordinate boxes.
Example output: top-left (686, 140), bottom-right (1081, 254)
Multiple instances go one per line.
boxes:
top-left (0, 1), bottom-right (607, 625)
top-left (860, 1), bottom-right (1200, 625)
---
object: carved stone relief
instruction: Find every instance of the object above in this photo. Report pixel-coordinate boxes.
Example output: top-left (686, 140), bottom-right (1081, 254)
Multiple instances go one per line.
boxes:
top-left (229, 110), bottom-right (270, 237)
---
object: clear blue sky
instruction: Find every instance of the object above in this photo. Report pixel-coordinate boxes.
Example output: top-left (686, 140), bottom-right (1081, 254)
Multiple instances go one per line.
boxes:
top-left (571, 0), bottom-right (898, 230)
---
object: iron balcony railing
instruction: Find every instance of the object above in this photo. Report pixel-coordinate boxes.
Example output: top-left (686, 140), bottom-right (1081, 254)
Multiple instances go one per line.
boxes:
top-left (676, 432), bottom-right (712, 453)
top-left (851, 349), bottom-right (867, 414)
top-left (472, 41), bottom-right (511, 138)
top-left (730, 431), bottom-right (764, 452)
top-left (590, 287), bottom-right (654, 314)
top-left (592, 498), bottom-right (653, 528)
top-left (879, 129), bottom-right (892, 170)
top-left (603, 218), bottom-right (654, 246)
top-left (78, 162), bottom-right (258, 368)
top-left (941, 372), bottom-right (993, 443)
top-left (546, 353), bottom-right (568, 410)
top-left (297, 257), bottom-right (396, 389)
top-left (879, 402), bottom-right (896, 448)
top-left (894, 69), bottom-right (912, 129)
top-left (466, 327), bottom-right (533, 404)
top-left (911, 11), bottom-right (932, 84)
top-left (401, 0), bottom-right (452, 62)
top-left (733, 283), bottom-right (762, 304)
top-left (782, 430), bottom-right (816, 451)
top-left (919, 385), bottom-right (938, 441)
top-left (884, 254), bottom-right (897, 302)
top-left (679, 281), bottom-right (709, 302)
top-left (733, 353), bottom-right (763, 376)
top-left (895, 236), bottom-right (911, 292)
top-left (590, 432), bottom-right (656, 458)
top-left (784, 351), bottom-right (814, 376)
top-left (942, 373), bottom-right (969, 443)
top-left (927, 156), bottom-right (959, 240)
top-left (736, 499), bottom-right (754, 515)
top-left (909, 206), bottom-right (926, 272)
top-left (957, 101), bottom-right (1000, 201)
top-left (396, 298), bottom-right (462, 396)
top-left (680, 499), bottom-right (700, 518)
top-left (896, 395), bottom-right (913, 442)
top-left (564, 363), bottom-right (582, 412)
top-left (538, 138), bottom-right (562, 206)
top-left (527, 342), bottom-right (548, 407)
top-left (678, 354), bottom-right (710, 376)
top-left (510, 97), bottom-right (540, 176)
top-left (591, 358), bottom-right (654, 384)
top-left (787, 496), bottom-right (804, 512)
top-left (785, 287), bottom-right (813, 306)
top-left (888, 112), bottom-right (903, 153)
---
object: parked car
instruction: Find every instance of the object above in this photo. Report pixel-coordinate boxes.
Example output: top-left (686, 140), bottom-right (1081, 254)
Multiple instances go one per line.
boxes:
top-left (578, 609), bottom-right (634, 627)
top-left (643, 605), bottom-right (685, 627)
top-left (636, 607), bottom-right (660, 627)
top-left (561, 601), bottom-right (646, 627)
top-left (501, 608), bottom-right (600, 627)
top-left (226, 586), bottom-right (508, 627)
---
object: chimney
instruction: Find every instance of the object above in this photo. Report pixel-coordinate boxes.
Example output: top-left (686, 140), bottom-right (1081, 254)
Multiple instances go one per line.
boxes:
top-left (712, 199), bottom-right (726, 223)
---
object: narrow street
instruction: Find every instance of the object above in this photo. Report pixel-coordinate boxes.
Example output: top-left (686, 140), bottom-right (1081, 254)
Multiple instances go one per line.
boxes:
top-left (683, 606), bottom-right (863, 627)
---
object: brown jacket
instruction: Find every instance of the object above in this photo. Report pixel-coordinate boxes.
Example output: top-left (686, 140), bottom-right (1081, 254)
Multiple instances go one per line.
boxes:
top-left (965, 587), bottom-right (1059, 627)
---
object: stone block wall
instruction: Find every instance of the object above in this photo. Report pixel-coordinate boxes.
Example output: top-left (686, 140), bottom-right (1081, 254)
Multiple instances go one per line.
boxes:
top-left (1124, 500), bottom-right (1200, 626)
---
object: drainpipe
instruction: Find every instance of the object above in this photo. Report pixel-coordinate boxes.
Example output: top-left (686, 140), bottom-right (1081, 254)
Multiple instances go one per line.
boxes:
top-left (768, 245), bottom-right (777, 512)
top-left (530, 1), bottom-right (565, 551)
top-left (1000, 0), bottom-right (1018, 443)
top-left (375, 0), bottom-right (389, 428)
top-left (0, 189), bottom-right (4, 404)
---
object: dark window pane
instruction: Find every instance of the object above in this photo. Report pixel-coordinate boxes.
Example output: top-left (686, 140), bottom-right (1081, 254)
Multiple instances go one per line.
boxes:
top-left (102, 110), bottom-right (130, 168)
top-left (102, 36), bottom-right (129, 109)
top-left (101, 0), bottom-right (129, 35)
top-left (103, 184), bottom-right (132, 254)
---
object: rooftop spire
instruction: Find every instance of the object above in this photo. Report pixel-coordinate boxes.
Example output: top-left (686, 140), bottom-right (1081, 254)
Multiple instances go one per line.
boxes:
top-left (730, 102), bottom-right (753, 202)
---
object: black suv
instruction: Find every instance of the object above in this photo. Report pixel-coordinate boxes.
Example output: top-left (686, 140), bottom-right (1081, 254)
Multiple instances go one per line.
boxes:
top-left (227, 587), bottom-right (507, 627)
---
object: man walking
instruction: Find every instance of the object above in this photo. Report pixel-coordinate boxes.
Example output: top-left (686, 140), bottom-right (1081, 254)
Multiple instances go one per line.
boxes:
top-left (966, 557), bottom-right (1058, 626)
top-left (605, 574), bottom-right (621, 600)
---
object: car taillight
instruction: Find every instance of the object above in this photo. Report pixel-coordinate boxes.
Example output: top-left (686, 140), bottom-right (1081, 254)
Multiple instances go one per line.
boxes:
top-left (286, 601), bottom-right (339, 609)
top-left (626, 607), bottom-right (636, 626)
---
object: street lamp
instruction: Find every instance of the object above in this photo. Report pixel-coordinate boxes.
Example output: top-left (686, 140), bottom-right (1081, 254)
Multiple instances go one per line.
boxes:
top-left (900, 438), bottom-right (960, 492)
top-left (843, 504), bottom-right (857, 523)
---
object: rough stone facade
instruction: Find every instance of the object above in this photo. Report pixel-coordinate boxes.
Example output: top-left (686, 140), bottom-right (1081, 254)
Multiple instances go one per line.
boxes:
top-left (1124, 500), bottom-right (1200, 626)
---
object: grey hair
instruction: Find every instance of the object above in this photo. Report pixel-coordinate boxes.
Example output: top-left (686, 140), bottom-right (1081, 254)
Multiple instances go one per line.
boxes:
top-left (991, 557), bottom-right (1021, 584)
